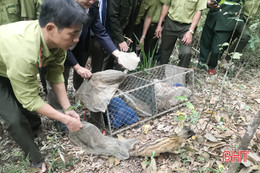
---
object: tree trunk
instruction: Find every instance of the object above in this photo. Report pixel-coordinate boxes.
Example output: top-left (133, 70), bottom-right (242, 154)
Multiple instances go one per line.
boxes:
top-left (227, 111), bottom-right (260, 172)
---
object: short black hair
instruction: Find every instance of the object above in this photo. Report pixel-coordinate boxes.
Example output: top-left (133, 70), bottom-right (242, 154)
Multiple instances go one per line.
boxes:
top-left (39, 0), bottom-right (87, 29)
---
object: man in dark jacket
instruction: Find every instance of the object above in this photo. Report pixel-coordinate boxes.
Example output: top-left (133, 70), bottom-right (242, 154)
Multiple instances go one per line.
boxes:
top-left (104, 0), bottom-right (142, 69)
top-left (87, 0), bottom-right (110, 74)
top-left (65, 0), bottom-right (121, 90)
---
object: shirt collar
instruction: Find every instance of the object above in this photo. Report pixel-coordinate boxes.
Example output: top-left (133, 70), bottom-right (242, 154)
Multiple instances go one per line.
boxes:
top-left (38, 21), bottom-right (52, 58)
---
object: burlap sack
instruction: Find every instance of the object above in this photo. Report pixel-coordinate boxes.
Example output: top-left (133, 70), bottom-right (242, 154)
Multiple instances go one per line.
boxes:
top-left (76, 70), bottom-right (126, 112)
top-left (69, 121), bottom-right (138, 160)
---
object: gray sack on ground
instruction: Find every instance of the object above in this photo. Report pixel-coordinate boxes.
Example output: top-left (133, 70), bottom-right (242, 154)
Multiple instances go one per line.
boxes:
top-left (69, 121), bottom-right (138, 160)
top-left (76, 70), bottom-right (126, 112)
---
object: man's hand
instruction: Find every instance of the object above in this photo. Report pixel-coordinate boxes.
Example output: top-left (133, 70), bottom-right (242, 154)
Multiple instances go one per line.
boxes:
top-left (137, 37), bottom-right (145, 50)
top-left (64, 111), bottom-right (82, 132)
top-left (65, 110), bottom-right (80, 121)
top-left (76, 66), bottom-right (92, 78)
top-left (119, 41), bottom-right (129, 52)
top-left (182, 31), bottom-right (193, 45)
top-left (155, 25), bottom-right (162, 38)
top-left (37, 103), bottom-right (82, 132)
top-left (207, 0), bottom-right (219, 8)
top-left (74, 64), bottom-right (92, 78)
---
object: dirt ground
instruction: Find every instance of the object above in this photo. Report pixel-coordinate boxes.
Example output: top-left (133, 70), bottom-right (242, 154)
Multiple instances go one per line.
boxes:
top-left (0, 65), bottom-right (259, 173)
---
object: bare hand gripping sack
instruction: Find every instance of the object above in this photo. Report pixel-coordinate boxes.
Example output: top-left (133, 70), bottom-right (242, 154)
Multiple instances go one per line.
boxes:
top-left (76, 70), bottom-right (126, 112)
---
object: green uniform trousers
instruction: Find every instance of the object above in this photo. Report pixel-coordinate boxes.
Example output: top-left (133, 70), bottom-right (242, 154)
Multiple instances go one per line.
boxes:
top-left (198, 24), bottom-right (231, 68)
top-left (0, 76), bottom-right (43, 164)
top-left (226, 25), bottom-right (250, 61)
top-left (199, 23), bottom-right (250, 68)
top-left (160, 17), bottom-right (193, 68)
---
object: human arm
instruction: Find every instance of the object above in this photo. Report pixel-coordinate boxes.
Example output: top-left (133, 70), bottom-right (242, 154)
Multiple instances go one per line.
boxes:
top-left (91, 3), bottom-right (118, 54)
top-left (73, 63), bottom-right (92, 79)
top-left (1, 29), bottom-right (82, 131)
top-left (182, 10), bottom-right (202, 45)
top-left (45, 51), bottom-right (82, 131)
top-left (51, 82), bottom-right (73, 111)
top-left (89, 4), bottom-right (124, 65)
top-left (44, 50), bottom-right (82, 131)
top-left (137, 16), bottom-right (152, 50)
top-left (65, 50), bottom-right (92, 78)
top-left (3, 52), bottom-right (82, 132)
top-left (155, 4), bottom-right (169, 38)
top-left (37, 103), bottom-right (82, 132)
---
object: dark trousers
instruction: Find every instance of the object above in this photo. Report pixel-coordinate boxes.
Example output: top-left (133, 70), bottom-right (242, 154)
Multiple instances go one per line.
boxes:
top-left (199, 24), bottom-right (234, 68)
top-left (132, 22), bottom-right (143, 53)
top-left (103, 54), bottom-right (114, 70)
top-left (72, 49), bottom-right (89, 91)
top-left (160, 17), bottom-right (193, 68)
top-left (89, 36), bottom-right (107, 73)
top-left (144, 22), bottom-right (161, 61)
top-left (0, 76), bottom-right (43, 164)
top-left (226, 25), bottom-right (250, 61)
top-left (133, 21), bottom-right (160, 62)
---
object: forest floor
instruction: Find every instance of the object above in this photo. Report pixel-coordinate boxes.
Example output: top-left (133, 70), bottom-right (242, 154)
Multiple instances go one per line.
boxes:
top-left (0, 63), bottom-right (259, 173)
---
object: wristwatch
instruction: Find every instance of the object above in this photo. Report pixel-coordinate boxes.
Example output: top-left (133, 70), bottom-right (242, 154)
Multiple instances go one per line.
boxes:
top-left (189, 29), bottom-right (194, 35)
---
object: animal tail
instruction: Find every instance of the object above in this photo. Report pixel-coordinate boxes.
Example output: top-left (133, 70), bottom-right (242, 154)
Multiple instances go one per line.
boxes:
top-left (177, 126), bottom-right (195, 139)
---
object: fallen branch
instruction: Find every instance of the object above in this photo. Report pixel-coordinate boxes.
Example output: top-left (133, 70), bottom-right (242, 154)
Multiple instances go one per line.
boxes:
top-left (227, 110), bottom-right (260, 173)
top-left (201, 70), bottom-right (229, 134)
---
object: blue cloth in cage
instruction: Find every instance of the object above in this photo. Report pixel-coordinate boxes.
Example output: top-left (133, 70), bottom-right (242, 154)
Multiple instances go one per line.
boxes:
top-left (107, 97), bottom-right (139, 128)
top-left (173, 83), bottom-right (183, 87)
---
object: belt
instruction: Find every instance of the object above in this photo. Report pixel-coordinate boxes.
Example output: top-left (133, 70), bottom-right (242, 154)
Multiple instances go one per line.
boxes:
top-left (173, 20), bottom-right (191, 25)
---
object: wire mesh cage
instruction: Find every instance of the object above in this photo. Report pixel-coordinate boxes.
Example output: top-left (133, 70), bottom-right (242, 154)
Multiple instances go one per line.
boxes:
top-left (103, 64), bottom-right (194, 135)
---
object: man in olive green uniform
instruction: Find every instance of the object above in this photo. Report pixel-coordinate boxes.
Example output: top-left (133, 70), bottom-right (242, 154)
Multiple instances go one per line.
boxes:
top-left (0, 0), bottom-right (86, 171)
top-left (0, 0), bottom-right (41, 25)
top-left (198, 0), bottom-right (245, 75)
top-left (155, 0), bottom-right (207, 68)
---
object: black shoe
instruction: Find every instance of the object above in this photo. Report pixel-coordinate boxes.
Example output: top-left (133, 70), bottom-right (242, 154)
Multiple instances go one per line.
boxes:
top-left (55, 121), bottom-right (68, 132)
